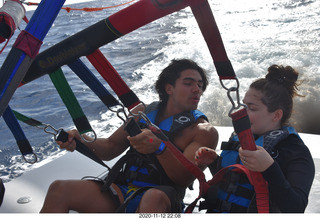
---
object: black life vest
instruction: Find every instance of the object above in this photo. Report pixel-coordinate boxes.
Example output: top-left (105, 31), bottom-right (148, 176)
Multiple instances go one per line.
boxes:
top-left (200, 126), bottom-right (299, 213)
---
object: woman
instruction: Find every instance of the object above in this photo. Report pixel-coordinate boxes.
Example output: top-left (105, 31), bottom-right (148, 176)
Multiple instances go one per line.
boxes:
top-left (195, 65), bottom-right (315, 213)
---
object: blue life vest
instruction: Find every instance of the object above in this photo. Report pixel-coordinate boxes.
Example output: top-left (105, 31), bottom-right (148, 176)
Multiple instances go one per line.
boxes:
top-left (220, 126), bottom-right (299, 168)
top-left (114, 101), bottom-right (208, 187)
top-left (139, 101), bottom-right (208, 142)
top-left (203, 126), bottom-right (299, 213)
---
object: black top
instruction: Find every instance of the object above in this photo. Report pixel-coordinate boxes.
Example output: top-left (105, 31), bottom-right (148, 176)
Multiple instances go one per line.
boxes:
top-left (262, 134), bottom-right (315, 212)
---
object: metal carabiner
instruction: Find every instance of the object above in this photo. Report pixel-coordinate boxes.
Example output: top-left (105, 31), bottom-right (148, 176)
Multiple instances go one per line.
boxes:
top-left (106, 103), bottom-right (128, 124)
top-left (116, 107), bottom-right (129, 124)
top-left (227, 86), bottom-right (246, 116)
top-left (43, 124), bottom-right (63, 141)
top-left (138, 111), bottom-right (153, 128)
top-left (115, 101), bottom-right (146, 124)
top-left (220, 78), bottom-right (246, 117)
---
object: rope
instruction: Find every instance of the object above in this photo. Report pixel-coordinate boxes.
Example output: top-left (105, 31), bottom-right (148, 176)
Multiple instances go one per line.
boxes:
top-left (22, 0), bottom-right (138, 13)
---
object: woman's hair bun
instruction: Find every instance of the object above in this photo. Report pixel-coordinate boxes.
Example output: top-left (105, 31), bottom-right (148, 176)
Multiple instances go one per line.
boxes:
top-left (266, 64), bottom-right (300, 97)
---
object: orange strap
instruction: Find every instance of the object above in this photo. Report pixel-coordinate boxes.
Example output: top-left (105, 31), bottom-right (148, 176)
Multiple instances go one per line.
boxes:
top-left (24, 0), bottom-right (137, 13)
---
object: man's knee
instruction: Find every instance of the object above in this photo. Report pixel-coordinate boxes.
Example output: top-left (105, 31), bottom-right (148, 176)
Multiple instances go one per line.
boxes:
top-left (140, 188), bottom-right (171, 212)
top-left (144, 188), bottom-right (167, 200)
top-left (47, 180), bottom-right (68, 196)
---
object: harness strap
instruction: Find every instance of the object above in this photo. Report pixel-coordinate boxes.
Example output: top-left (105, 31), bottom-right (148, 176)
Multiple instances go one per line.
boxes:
top-left (56, 129), bottom-right (110, 170)
top-left (0, 178), bottom-right (4, 207)
top-left (49, 68), bottom-right (94, 136)
top-left (147, 124), bottom-right (209, 213)
top-left (2, 105), bottom-right (37, 163)
top-left (190, 0), bottom-right (236, 80)
top-left (68, 59), bottom-right (120, 108)
top-left (230, 108), bottom-right (269, 213)
top-left (10, 108), bottom-right (109, 169)
top-left (12, 109), bottom-right (43, 127)
top-left (0, 0), bottom-right (65, 116)
top-left (86, 49), bottom-right (140, 110)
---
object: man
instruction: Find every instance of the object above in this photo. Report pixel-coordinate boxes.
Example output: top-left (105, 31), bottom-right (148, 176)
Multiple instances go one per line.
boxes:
top-left (40, 59), bottom-right (218, 213)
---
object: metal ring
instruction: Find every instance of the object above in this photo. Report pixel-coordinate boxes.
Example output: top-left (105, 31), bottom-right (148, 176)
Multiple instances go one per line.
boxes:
top-left (22, 152), bottom-right (38, 164)
top-left (80, 129), bottom-right (97, 143)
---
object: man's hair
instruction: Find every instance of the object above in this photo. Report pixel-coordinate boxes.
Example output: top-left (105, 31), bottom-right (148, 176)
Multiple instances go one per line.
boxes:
top-left (155, 59), bottom-right (208, 104)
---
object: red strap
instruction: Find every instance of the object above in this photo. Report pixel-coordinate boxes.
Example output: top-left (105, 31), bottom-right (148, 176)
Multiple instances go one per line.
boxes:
top-left (190, 1), bottom-right (236, 80)
top-left (86, 49), bottom-right (140, 110)
top-left (230, 108), bottom-right (269, 213)
top-left (147, 125), bottom-right (210, 213)
top-left (23, 16), bottom-right (29, 24)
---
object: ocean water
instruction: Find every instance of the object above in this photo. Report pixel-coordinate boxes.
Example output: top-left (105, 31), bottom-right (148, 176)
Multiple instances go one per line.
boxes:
top-left (0, 0), bottom-right (319, 185)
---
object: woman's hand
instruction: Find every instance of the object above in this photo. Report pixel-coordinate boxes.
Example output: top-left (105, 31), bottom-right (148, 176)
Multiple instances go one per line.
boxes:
top-left (239, 146), bottom-right (274, 172)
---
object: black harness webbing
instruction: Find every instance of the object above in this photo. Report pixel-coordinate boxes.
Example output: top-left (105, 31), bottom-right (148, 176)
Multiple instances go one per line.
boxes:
top-left (56, 129), bottom-right (110, 170)
top-left (10, 109), bottom-right (110, 170)
top-left (0, 178), bottom-right (5, 207)
top-left (101, 118), bottom-right (142, 192)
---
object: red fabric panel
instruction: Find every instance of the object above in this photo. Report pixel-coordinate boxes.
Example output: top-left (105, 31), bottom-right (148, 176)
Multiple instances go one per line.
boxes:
top-left (13, 30), bottom-right (42, 58)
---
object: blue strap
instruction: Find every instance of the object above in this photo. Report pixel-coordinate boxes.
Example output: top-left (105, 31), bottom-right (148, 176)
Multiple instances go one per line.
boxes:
top-left (2, 105), bottom-right (37, 163)
top-left (68, 59), bottom-right (120, 108)
top-left (0, 0), bottom-right (66, 116)
top-left (25, 0), bottom-right (66, 40)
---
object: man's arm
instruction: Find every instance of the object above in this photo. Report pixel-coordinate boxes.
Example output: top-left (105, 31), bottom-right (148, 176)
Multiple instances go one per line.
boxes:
top-left (128, 119), bottom-right (218, 188)
top-left (158, 121), bottom-right (218, 187)
top-left (57, 104), bottom-right (146, 161)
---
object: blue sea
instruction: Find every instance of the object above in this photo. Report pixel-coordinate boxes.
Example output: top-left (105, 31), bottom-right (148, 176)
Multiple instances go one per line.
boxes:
top-left (0, 0), bottom-right (319, 184)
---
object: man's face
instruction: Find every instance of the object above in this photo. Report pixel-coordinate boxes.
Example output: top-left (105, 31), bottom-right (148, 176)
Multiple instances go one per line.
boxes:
top-left (166, 69), bottom-right (204, 111)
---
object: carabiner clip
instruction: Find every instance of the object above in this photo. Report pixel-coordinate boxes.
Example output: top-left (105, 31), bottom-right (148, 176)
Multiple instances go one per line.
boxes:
top-left (138, 111), bottom-right (164, 138)
top-left (220, 78), bottom-right (246, 117)
top-left (43, 124), bottom-right (63, 141)
top-left (138, 111), bottom-right (153, 128)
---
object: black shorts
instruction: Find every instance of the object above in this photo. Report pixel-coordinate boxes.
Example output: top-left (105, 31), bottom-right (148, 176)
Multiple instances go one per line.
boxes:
top-left (153, 185), bottom-right (185, 212)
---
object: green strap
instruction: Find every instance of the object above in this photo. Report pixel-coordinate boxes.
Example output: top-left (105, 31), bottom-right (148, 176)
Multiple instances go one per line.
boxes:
top-left (12, 110), bottom-right (44, 127)
top-left (49, 68), bottom-right (93, 135)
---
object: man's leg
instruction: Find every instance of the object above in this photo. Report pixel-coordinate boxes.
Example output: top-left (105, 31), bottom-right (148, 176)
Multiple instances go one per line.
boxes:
top-left (137, 188), bottom-right (172, 213)
top-left (40, 180), bottom-right (119, 213)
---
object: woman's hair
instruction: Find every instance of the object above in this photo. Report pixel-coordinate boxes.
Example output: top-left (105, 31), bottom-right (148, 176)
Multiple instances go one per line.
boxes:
top-left (155, 59), bottom-right (208, 105)
top-left (250, 64), bottom-right (303, 125)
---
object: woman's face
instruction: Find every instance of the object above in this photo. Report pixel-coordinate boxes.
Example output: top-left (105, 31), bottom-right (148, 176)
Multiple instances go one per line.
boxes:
top-left (243, 88), bottom-right (281, 136)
